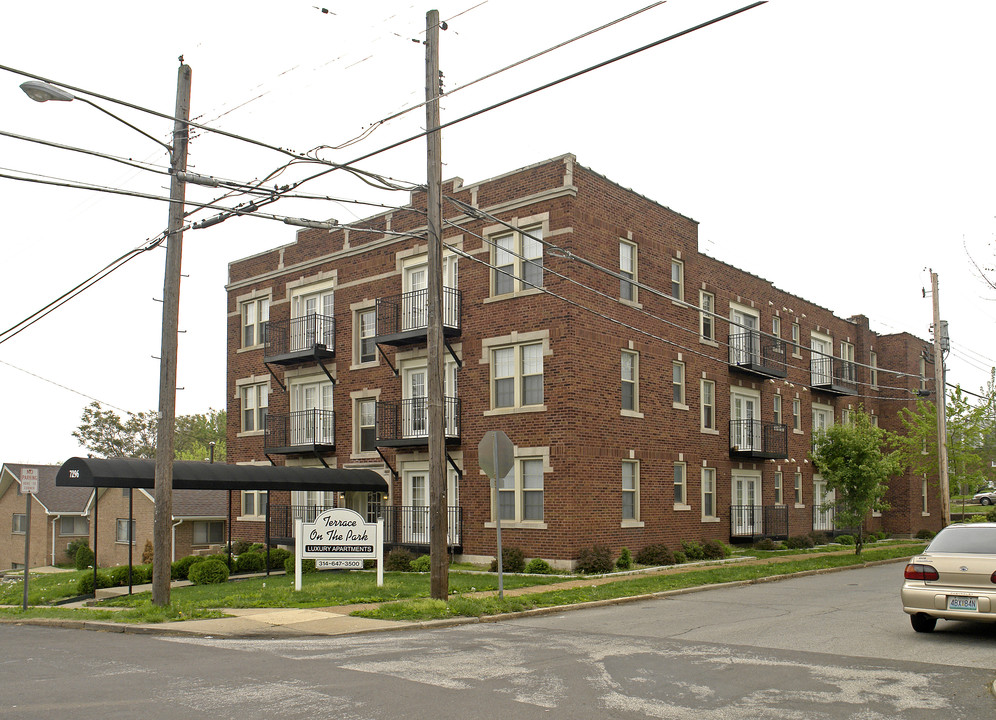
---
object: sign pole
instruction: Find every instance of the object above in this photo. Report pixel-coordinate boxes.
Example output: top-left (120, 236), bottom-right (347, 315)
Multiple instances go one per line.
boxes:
top-left (493, 442), bottom-right (504, 600)
top-left (376, 518), bottom-right (384, 587)
top-left (294, 518), bottom-right (303, 592)
top-left (22, 490), bottom-right (31, 610)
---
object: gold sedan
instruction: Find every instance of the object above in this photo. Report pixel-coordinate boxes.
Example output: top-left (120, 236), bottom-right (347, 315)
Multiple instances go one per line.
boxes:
top-left (901, 523), bottom-right (996, 633)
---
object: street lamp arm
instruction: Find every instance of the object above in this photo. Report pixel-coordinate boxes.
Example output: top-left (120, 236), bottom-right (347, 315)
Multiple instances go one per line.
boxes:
top-left (75, 95), bottom-right (174, 156)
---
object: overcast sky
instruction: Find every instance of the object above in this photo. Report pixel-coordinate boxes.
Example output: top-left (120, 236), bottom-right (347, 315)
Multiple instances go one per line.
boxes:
top-left (2, 0), bottom-right (994, 465)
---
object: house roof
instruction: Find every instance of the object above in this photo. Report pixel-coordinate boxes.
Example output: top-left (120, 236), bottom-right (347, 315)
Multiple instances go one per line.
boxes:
top-left (172, 489), bottom-right (230, 519)
top-left (1, 463), bottom-right (92, 515)
top-left (56, 457), bottom-right (388, 493)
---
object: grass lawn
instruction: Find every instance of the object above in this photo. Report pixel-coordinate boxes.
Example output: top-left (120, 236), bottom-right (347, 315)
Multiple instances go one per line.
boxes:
top-left (0, 540), bottom-right (926, 624)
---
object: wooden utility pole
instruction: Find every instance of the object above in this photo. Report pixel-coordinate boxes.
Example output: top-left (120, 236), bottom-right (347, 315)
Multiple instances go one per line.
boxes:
top-left (425, 9), bottom-right (449, 600)
top-left (930, 270), bottom-right (951, 527)
top-left (152, 62), bottom-right (191, 606)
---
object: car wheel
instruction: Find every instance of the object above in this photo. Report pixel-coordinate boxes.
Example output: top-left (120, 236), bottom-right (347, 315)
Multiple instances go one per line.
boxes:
top-left (982, 498), bottom-right (992, 506)
top-left (911, 613), bottom-right (937, 633)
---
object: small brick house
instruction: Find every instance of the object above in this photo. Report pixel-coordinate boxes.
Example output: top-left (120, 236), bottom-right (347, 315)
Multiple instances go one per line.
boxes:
top-left (225, 153), bottom-right (943, 567)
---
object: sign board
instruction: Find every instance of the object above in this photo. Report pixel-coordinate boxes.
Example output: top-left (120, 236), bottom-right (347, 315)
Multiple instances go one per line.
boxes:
top-left (19, 468), bottom-right (39, 495)
top-left (479, 430), bottom-right (514, 480)
top-left (294, 508), bottom-right (383, 590)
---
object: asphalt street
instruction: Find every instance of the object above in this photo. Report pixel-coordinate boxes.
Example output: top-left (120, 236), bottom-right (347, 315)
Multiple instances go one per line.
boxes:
top-left (1, 563), bottom-right (993, 719)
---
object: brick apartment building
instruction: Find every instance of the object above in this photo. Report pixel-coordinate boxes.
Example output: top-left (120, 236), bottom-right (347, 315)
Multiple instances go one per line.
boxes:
top-left (226, 153), bottom-right (942, 567)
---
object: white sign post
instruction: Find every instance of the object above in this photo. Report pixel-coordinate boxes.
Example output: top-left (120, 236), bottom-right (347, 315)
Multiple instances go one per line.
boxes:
top-left (19, 468), bottom-right (39, 611)
top-left (294, 508), bottom-right (383, 591)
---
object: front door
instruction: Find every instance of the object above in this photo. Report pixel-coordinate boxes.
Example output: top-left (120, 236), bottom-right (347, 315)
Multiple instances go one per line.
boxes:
top-left (293, 381), bottom-right (333, 445)
top-left (733, 474), bottom-right (761, 535)
top-left (404, 368), bottom-right (427, 438)
top-left (403, 265), bottom-right (428, 332)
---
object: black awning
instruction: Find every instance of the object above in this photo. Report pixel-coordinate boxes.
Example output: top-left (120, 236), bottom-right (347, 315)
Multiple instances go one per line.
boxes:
top-left (56, 457), bottom-right (387, 493)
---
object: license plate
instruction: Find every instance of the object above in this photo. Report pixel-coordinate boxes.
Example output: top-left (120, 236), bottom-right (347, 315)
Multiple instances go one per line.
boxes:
top-left (947, 596), bottom-right (978, 611)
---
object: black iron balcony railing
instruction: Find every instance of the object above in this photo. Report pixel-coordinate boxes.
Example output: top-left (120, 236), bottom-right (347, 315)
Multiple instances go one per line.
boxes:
top-left (375, 397), bottom-right (461, 446)
top-left (380, 505), bottom-right (462, 547)
top-left (375, 287), bottom-right (462, 344)
top-left (810, 355), bottom-right (858, 395)
top-left (729, 330), bottom-right (787, 378)
top-left (267, 504), bottom-right (462, 549)
top-left (730, 504), bottom-right (789, 539)
top-left (729, 419), bottom-right (788, 459)
top-left (264, 313), bottom-right (335, 362)
top-left (264, 409), bottom-right (335, 452)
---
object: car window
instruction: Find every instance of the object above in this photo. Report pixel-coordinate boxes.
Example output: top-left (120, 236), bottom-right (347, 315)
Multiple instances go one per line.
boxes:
top-left (926, 527), bottom-right (996, 554)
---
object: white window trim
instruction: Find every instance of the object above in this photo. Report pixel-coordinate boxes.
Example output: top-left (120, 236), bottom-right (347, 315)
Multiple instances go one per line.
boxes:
top-left (701, 466), bottom-right (719, 522)
top-left (699, 290), bottom-right (717, 346)
top-left (115, 518), bottom-right (137, 545)
top-left (484, 215), bottom-right (548, 300)
top-left (674, 461), bottom-right (690, 511)
top-left (791, 322), bottom-right (802, 358)
top-left (351, 300), bottom-right (379, 369)
top-left (350, 389), bottom-right (382, 458)
top-left (621, 459), bottom-right (643, 528)
top-left (485, 446), bottom-right (550, 529)
top-left (792, 397), bottom-right (803, 434)
top-left (235, 376), bottom-right (270, 437)
top-left (621, 349), bottom-right (643, 418)
top-left (481, 330), bottom-right (550, 415)
top-left (237, 293), bottom-right (271, 351)
top-left (700, 378), bottom-right (718, 434)
top-left (773, 470), bottom-right (784, 506)
top-left (794, 471), bottom-right (805, 508)
top-left (192, 520), bottom-right (225, 545)
top-left (670, 257), bottom-right (684, 303)
top-left (619, 239), bottom-right (640, 306)
top-left (236, 461), bottom-right (271, 520)
top-left (673, 360), bottom-right (688, 410)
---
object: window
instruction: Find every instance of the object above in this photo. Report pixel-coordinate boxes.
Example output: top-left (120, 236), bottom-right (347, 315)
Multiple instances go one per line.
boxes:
top-left (869, 351), bottom-right (878, 389)
top-left (791, 322), bottom-right (801, 356)
top-left (193, 521), bottom-right (224, 545)
top-left (497, 457), bottom-right (545, 523)
top-left (792, 398), bottom-right (801, 431)
top-left (699, 291), bottom-right (715, 342)
top-left (773, 394), bottom-right (782, 426)
top-left (241, 296), bottom-right (269, 348)
top-left (619, 240), bottom-right (637, 301)
top-left (772, 316), bottom-right (781, 338)
top-left (673, 361), bottom-right (686, 406)
top-left (812, 404), bottom-right (833, 435)
top-left (59, 516), bottom-right (88, 536)
top-left (702, 467), bottom-right (716, 519)
top-left (670, 259), bottom-right (684, 301)
top-left (241, 382), bottom-right (269, 432)
top-left (12, 513), bottom-right (26, 534)
top-left (621, 350), bottom-right (639, 412)
top-left (622, 460), bottom-right (639, 521)
top-left (871, 414), bottom-right (879, 427)
top-left (701, 379), bottom-right (716, 431)
top-left (115, 519), bottom-right (136, 544)
top-left (356, 398), bottom-right (377, 453)
top-left (492, 226), bottom-right (543, 296)
top-left (355, 308), bottom-right (377, 364)
top-left (842, 408), bottom-right (852, 425)
top-left (919, 356), bottom-right (927, 391)
top-left (774, 471), bottom-right (784, 505)
top-left (674, 462), bottom-right (687, 506)
top-left (794, 473), bottom-right (803, 505)
top-left (922, 476), bottom-right (929, 514)
top-left (840, 341), bottom-right (856, 382)
top-left (492, 343), bottom-right (544, 410)
top-left (242, 490), bottom-right (268, 518)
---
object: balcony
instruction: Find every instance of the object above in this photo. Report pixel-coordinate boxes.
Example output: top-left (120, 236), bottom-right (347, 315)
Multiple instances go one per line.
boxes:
top-left (268, 504), bottom-right (462, 550)
top-left (728, 330), bottom-right (787, 378)
top-left (374, 397), bottom-right (461, 448)
top-left (374, 287), bottom-right (462, 346)
top-left (263, 314), bottom-right (335, 366)
top-left (729, 419), bottom-right (788, 460)
top-left (810, 355), bottom-right (858, 395)
top-left (730, 505), bottom-right (789, 540)
top-left (264, 409), bottom-right (335, 455)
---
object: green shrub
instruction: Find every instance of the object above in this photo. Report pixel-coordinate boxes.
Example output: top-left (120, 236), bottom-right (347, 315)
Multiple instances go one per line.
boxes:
top-left (229, 540), bottom-right (252, 555)
top-left (681, 540), bottom-right (705, 561)
top-left (234, 551), bottom-right (266, 573)
top-left (490, 547), bottom-right (526, 573)
top-left (970, 513), bottom-right (989, 523)
top-left (836, 534), bottom-right (855, 545)
top-left (77, 571), bottom-right (112, 595)
top-left (410, 554), bottom-right (431, 572)
top-left (785, 534), bottom-right (815, 549)
top-left (109, 565), bottom-right (131, 586)
top-left (171, 555), bottom-right (206, 580)
top-left (188, 558), bottom-right (230, 585)
top-left (986, 507), bottom-right (996, 522)
top-left (247, 543), bottom-right (265, 554)
top-left (635, 543), bottom-right (674, 567)
top-left (267, 547), bottom-right (292, 570)
top-left (616, 547), bottom-right (633, 570)
top-left (385, 548), bottom-right (414, 572)
top-left (753, 538), bottom-right (778, 551)
top-left (74, 544), bottom-right (95, 571)
top-left (575, 544), bottom-right (614, 574)
top-left (524, 558), bottom-right (556, 574)
top-left (672, 550), bottom-right (687, 564)
top-left (66, 538), bottom-right (89, 564)
top-left (283, 556), bottom-right (318, 575)
top-left (702, 539), bottom-right (730, 559)
top-left (808, 531), bottom-right (831, 546)
top-left (915, 529), bottom-right (935, 540)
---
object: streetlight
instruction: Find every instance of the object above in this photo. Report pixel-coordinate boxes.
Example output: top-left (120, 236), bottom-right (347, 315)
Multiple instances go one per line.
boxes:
top-left (20, 68), bottom-right (191, 606)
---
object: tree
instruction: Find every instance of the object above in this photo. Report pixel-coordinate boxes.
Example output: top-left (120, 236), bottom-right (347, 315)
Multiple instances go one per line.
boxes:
top-left (73, 402), bottom-right (226, 461)
top-left (810, 407), bottom-right (899, 555)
